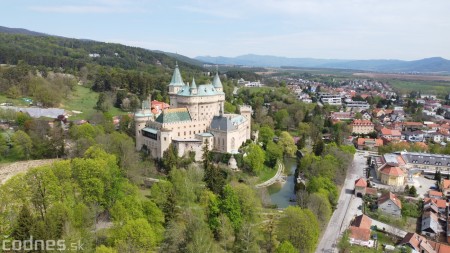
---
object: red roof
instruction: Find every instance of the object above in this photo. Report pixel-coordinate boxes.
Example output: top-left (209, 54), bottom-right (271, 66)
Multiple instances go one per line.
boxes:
top-left (378, 192), bottom-right (402, 209)
top-left (365, 187), bottom-right (378, 196)
top-left (349, 226), bottom-right (371, 242)
top-left (351, 214), bottom-right (372, 229)
top-left (380, 166), bottom-right (404, 176)
top-left (351, 119), bottom-right (374, 126)
top-left (424, 197), bottom-right (447, 209)
top-left (355, 178), bottom-right (367, 187)
top-left (380, 128), bottom-right (401, 136)
top-left (357, 138), bottom-right (383, 147)
top-left (428, 190), bottom-right (444, 198)
top-left (443, 179), bottom-right (450, 189)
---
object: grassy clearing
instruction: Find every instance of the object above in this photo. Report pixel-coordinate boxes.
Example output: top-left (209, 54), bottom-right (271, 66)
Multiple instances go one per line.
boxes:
top-left (256, 165), bottom-right (278, 183)
top-left (239, 86), bottom-right (273, 95)
top-left (388, 79), bottom-right (450, 96)
top-left (61, 85), bottom-right (127, 120)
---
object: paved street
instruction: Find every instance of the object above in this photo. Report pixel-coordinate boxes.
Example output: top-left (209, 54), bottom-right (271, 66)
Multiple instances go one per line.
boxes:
top-left (315, 152), bottom-right (366, 253)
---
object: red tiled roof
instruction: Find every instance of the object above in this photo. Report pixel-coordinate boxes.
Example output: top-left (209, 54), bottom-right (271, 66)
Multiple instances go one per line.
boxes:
top-left (428, 190), bottom-right (444, 198)
top-left (351, 214), bottom-right (372, 229)
top-left (351, 119), bottom-right (374, 126)
top-left (355, 178), bottom-right (367, 187)
top-left (349, 226), bottom-right (371, 242)
top-left (378, 192), bottom-right (402, 209)
top-left (380, 166), bottom-right (404, 176)
top-left (443, 179), bottom-right (450, 189)
top-left (357, 138), bottom-right (383, 147)
top-left (380, 128), bottom-right (401, 136)
top-left (424, 197), bottom-right (447, 209)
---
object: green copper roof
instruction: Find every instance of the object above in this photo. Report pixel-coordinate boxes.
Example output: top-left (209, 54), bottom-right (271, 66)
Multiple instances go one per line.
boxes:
top-left (212, 72), bottom-right (223, 88)
top-left (169, 63), bottom-right (185, 86)
top-left (155, 108), bottom-right (192, 123)
top-left (190, 78), bottom-right (197, 89)
top-left (177, 84), bottom-right (224, 97)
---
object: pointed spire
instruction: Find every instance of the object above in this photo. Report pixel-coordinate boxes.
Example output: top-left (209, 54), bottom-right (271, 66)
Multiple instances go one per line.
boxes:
top-left (212, 67), bottom-right (222, 88)
top-left (190, 77), bottom-right (197, 89)
top-left (169, 62), bottom-right (184, 86)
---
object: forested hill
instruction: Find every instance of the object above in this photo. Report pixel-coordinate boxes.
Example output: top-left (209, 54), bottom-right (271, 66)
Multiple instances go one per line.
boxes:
top-left (0, 31), bottom-right (204, 77)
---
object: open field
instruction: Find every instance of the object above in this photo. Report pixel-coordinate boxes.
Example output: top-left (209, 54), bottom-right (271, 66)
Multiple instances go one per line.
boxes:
top-left (353, 72), bottom-right (450, 81)
top-left (388, 79), bottom-right (450, 95)
top-left (0, 159), bottom-right (59, 184)
top-left (61, 85), bottom-right (127, 120)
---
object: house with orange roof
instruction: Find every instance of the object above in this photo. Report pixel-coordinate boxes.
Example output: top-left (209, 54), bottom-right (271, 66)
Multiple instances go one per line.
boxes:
top-left (424, 198), bottom-right (447, 214)
top-left (399, 232), bottom-right (450, 253)
top-left (421, 211), bottom-right (442, 239)
top-left (428, 190), bottom-right (444, 199)
top-left (350, 119), bottom-right (374, 134)
top-left (354, 178), bottom-right (367, 197)
top-left (441, 179), bottom-right (450, 198)
top-left (378, 192), bottom-right (402, 217)
top-left (380, 128), bottom-right (402, 142)
top-left (348, 214), bottom-right (374, 247)
top-left (356, 138), bottom-right (383, 150)
top-left (379, 165), bottom-right (405, 187)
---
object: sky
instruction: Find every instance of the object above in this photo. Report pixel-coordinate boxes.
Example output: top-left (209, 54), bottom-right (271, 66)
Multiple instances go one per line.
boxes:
top-left (2, 0), bottom-right (450, 60)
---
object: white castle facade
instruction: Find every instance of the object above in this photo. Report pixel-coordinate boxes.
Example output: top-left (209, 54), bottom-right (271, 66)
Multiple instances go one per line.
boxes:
top-left (135, 64), bottom-right (252, 161)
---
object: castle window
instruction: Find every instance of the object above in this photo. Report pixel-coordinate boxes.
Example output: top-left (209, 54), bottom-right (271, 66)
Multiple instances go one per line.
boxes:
top-left (178, 132), bottom-right (180, 136)
top-left (164, 137), bottom-right (167, 141)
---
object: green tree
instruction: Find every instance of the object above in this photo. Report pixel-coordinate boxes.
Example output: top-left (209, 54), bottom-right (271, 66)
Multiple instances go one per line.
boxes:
top-left (313, 139), bottom-right (325, 156)
top-left (112, 218), bottom-right (157, 252)
top-left (244, 143), bottom-right (265, 173)
top-left (266, 140), bottom-right (283, 167)
top-left (11, 205), bottom-right (34, 241)
top-left (11, 130), bottom-right (32, 159)
top-left (275, 109), bottom-right (289, 130)
top-left (276, 241), bottom-right (297, 253)
top-left (278, 131), bottom-right (297, 157)
top-left (221, 185), bottom-right (243, 231)
top-left (224, 101), bottom-right (236, 113)
top-left (259, 126), bottom-right (275, 146)
top-left (162, 144), bottom-right (178, 172)
top-left (307, 192), bottom-right (332, 229)
top-left (276, 206), bottom-right (319, 253)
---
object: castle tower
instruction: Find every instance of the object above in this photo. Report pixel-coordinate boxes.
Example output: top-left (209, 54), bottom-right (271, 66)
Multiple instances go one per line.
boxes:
top-left (212, 68), bottom-right (223, 93)
top-left (134, 96), bottom-right (153, 150)
top-left (190, 77), bottom-right (197, 95)
top-left (239, 105), bottom-right (252, 139)
top-left (168, 62), bottom-right (185, 108)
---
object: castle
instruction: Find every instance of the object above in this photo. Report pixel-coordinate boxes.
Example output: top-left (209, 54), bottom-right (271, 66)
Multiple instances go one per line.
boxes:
top-left (135, 64), bottom-right (252, 161)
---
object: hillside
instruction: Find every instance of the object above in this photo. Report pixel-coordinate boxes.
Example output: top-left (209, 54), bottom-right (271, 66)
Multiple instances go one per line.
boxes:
top-left (0, 25), bottom-right (50, 36)
top-left (0, 30), bottom-right (204, 74)
top-left (196, 54), bottom-right (450, 73)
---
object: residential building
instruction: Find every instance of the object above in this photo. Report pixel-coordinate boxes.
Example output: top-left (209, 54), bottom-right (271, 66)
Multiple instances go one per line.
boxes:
top-left (379, 165), bottom-right (405, 186)
top-left (378, 192), bottom-right (402, 217)
top-left (399, 232), bottom-right (450, 253)
top-left (354, 178), bottom-right (367, 197)
top-left (348, 214), bottom-right (374, 248)
top-left (345, 100), bottom-right (370, 112)
top-left (356, 138), bottom-right (383, 150)
top-left (421, 211), bottom-right (441, 239)
top-left (350, 119), bottom-right (374, 134)
top-left (319, 94), bottom-right (342, 106)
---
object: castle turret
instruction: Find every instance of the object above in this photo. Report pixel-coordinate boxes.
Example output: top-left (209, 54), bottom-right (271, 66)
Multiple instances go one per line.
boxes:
top-left (168, 62), bottom-right (185, 107)
top-left (239, 105), bottom-right (252, 139)
top-left (134, 96), bottom-right (153, 150)
top-left (212, 69), bottom-right (223, 93)
top-left (190, 77), bottom-right (197, 95)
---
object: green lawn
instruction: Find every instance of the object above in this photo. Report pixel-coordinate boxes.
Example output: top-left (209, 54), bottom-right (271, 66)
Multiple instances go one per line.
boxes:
top-left (256, 165), bottom-right (278, 183)
top-left (61, 85), bottom-right (127, 120)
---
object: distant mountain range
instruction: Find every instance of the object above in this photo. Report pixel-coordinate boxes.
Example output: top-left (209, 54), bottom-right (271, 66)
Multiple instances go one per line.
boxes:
top-left (196, 54), bottom-right (450, 73)
top-left (0, 26), bottom-right (50, 36)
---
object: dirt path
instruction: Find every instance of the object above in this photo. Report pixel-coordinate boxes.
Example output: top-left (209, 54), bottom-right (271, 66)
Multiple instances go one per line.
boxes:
top-left (0, 159), bottom-right (59, 185)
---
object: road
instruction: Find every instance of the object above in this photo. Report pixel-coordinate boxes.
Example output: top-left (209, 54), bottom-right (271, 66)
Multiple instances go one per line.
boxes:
top-left (315, 152), bottom-right (366, 253)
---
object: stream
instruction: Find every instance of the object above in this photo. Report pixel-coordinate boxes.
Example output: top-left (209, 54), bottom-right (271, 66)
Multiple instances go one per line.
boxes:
top-left (268, 158), bottom-right (297, 208)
